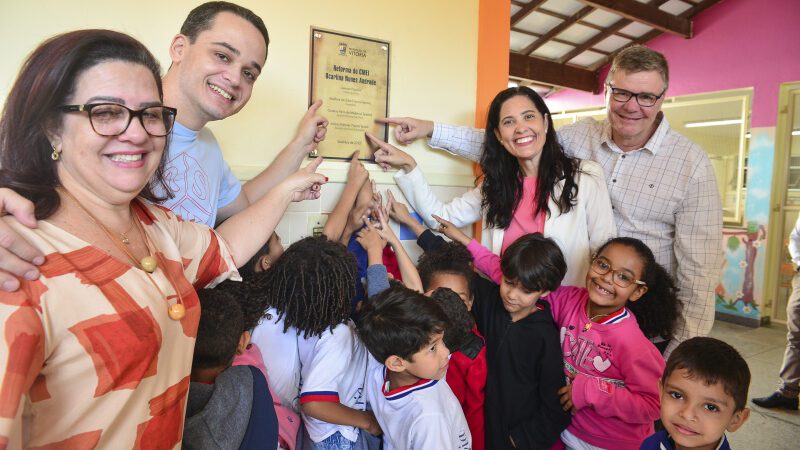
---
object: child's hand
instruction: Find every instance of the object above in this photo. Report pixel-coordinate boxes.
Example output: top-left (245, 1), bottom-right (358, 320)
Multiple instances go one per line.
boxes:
top-left (558, 384), bottom-right (576, 414)
top-left (363, 410), bottom-right (383, 436)
top-left (375, 206), bottom-right (400, 247)
top-left (386, 190), bottom-right (414, 225)
top-left (356, 219), bottom-right (387, 256)
top-left (432, 215), bottom-right (471, 246)
top-left (347, 151), bottom-right (369, 189)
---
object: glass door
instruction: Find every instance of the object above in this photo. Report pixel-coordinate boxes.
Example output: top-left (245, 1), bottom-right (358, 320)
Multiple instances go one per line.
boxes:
top-left (770, 84), bottom-right (800, 323)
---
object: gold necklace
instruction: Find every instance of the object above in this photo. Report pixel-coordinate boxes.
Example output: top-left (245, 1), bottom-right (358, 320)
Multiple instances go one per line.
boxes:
top-left (584, 303), bottom-right (612, 332)
top-left (62, 190), bottom-right (186, 320)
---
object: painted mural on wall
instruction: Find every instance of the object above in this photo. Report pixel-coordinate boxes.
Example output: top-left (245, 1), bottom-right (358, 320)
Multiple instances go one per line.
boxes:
top-left (716, 130), bottom-right (774, 320)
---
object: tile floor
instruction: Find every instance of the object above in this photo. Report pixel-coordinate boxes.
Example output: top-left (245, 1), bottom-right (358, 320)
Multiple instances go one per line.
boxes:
top-left (709, 321), bottom-right (800, 448)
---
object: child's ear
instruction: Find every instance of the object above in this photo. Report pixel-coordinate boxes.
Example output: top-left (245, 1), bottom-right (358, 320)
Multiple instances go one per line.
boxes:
top-left (540, 290), bottom-right (551, 298)
top-left (628, 285), bottom-right (649, 302)
top-left (236, 330), bottom-right (251, 355)
top-left (465, 294), bottom-right (474, 312)
top-left (258, 255), bottom-right (272, 272)
top-left (384, 355), bottom-right (407, 373)
top-left (726, 407), bottom-right (750, 433)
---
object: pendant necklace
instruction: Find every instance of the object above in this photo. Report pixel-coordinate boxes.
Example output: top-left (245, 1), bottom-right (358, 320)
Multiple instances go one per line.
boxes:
top-left (62, 190), bottom-right (186, 320)
top-left (584, 303), bottom-right (611, 332)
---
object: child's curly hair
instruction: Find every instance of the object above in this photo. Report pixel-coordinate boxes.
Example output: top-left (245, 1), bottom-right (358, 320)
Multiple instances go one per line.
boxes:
top-left (215, 277), bottom-right (270, 332)
top-left (248, 236), bottom-right (357, 338)
top-left (417, 241), bottom-right (474, 292)
top-left (429, 288), bottom-right (475, 352)
top-left (596, 237), bottom-right (680, 339)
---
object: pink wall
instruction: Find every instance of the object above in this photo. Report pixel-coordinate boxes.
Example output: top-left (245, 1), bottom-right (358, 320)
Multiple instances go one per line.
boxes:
top-left (546, 0), bottom-right (800, 128)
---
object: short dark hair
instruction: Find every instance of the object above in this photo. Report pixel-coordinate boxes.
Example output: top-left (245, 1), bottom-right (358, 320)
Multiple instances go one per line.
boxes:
top-left (664, 337), bottom-right (751, 411)
top-left (501, 233), bottom-right (566, 292)
top-left (0, 29), bottom-right (171, 220)
top-left (417, 241), bottom-right (474, 293)
top-left (358, 285), bottom-right (448, 363)
top-left (250, 236), bottom-right (356, 338)
top-left (193, 288), bottom-right (244, 369)
top-left (430, 288), bottom-right (474, 353)
top-left (181, 1), bottom-right (270, 50)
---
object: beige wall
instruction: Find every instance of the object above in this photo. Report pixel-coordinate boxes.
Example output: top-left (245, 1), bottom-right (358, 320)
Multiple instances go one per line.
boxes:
top-left (0, 0), bottom-right (478, 184)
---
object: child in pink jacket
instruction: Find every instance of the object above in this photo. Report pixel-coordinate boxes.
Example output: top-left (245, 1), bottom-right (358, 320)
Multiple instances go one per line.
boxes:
top-left (438, 219), bottom-right (680, 450)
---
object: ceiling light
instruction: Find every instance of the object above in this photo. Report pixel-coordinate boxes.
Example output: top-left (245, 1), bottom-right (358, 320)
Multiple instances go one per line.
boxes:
top-left (684, 119), bottom-right (743, 128)
top-left (793, 130), bottom-right (800, 136)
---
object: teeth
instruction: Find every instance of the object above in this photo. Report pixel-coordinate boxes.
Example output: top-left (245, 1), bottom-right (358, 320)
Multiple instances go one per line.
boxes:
top-left (515, 136), bottom-right (533, 144)
top-left (110, 154), bottom-right (142, 162)
top-left (209, 84), bottom-right (232, 100)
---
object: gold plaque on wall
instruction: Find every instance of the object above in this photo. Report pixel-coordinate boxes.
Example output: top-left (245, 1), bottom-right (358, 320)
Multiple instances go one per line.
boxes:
top-left (309, 28), bottom-right (390, 160)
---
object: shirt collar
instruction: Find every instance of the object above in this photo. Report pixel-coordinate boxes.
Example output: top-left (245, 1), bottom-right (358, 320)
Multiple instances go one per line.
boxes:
top-left (602, 112), bottom-right (670, 155)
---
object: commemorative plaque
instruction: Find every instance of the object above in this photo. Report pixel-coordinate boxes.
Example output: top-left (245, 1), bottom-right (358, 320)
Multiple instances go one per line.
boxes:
top-left (309, 28), bottom-right (390, 160)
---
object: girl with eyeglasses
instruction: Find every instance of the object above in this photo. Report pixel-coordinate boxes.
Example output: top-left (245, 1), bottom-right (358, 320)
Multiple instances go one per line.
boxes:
top-left (438, 219), bottom-right (680, 450)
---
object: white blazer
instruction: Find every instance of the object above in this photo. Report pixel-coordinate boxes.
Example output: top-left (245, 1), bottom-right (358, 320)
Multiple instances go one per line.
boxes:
top-left (394, 159), bottom-right (617, 287)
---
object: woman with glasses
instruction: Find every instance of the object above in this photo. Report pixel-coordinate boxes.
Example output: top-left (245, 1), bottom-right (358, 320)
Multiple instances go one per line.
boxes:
top-left (369, 86), bottom-right (616, 286)
top-left (0, 30), bottom-right (323, 448)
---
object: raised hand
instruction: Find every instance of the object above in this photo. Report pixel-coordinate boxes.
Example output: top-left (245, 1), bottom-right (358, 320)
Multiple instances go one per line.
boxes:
top-left (280, 156), bottom-right (327, 202)
top-left (432, 214), bottom-right (470, 246)
top-left (365, 132), bottom-right (417, 173)
top-left (347, 151), bottom-right (369, 189)
top-left (375, 117), bottom-right (434, 145)
top-left (294, 100), bottom-right (329, 154)
top-left (385, 190), bottom-right (414, 226)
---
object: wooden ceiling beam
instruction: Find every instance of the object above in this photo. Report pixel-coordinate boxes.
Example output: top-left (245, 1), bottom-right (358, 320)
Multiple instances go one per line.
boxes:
top-left (557, 0), bottom-right (669, 64)
top-left (521, 6), bottom-right (594, 55)
top-left (579, 0), bottom-right (692, 38)
top-left (512, 27), bottom-right (610, 52)
top-left (587, 0), bottom-right (722, 71)
top-left (511, 0), bottom-right (547, 26)
top-left (509, 53), bottom-right (599, 93)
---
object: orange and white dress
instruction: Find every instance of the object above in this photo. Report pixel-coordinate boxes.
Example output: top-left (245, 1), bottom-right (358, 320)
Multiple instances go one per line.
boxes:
top-left (0, 200), bottom-right (239, 449)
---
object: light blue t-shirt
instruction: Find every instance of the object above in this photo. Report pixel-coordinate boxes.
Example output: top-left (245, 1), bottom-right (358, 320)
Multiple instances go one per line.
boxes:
top-left (158, 122), bottom-right (242, 227)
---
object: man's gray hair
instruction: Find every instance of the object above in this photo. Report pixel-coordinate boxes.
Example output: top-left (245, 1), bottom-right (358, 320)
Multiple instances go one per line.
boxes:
top-left (606, 45), bottom-right (669, 89)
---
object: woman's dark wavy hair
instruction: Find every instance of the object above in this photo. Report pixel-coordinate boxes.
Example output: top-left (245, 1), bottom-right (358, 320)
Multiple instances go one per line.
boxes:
top-left (480, 86), bottom-right (580, 229)
top-left (249, 236), bottom-right (357, 338)
top-left (0, 29), bottom-right (172, 220)
top-left (595, 237), bottom-right (680, 339)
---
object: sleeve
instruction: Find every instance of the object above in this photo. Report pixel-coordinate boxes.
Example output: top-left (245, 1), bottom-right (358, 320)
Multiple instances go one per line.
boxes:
top-left (469, 275), bottom-right (498, 334)
top-left (463, 349), bottom-right (487, 450)
top-left (416, 229), bottom-right (447, 253)
top-left (394, 165), bottom-right (483, 230)
top-left (429, 123), bottom-right (485, 162)
top-left (544, 286), bottom-right (585, 331)
top-left (299, 329), bottom-right (350, 405)
top-left (161, 207), bottom-right (242, 289)
top-left (0, 286), bottom-right (47, 446)
top-left (216, 159), bottom-right (243, 210)
top-left (467, 240), bottom-right (503, 284)
top-left (367, 264), bottom-right (391, 298)
top-left (571, 335), bottom-right (664, 424)
top-left (667, 155), bottom-right (724, 356)
top-left (508, 329), bottom-right (571, 449)
top-left (789, 213), bottom-right (800, 265)
top-left (579, 161), bottom-right (617, 254)
top-left (408, 413), bottom-right (460, 450)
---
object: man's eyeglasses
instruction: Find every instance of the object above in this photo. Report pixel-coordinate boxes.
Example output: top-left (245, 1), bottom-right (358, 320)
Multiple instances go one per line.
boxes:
top-left (590, 256), bottom-right (647, 288)
top-left (606, 84), bottom-right (666, 107)
top-left (60, 103), bottom-right (177, 137)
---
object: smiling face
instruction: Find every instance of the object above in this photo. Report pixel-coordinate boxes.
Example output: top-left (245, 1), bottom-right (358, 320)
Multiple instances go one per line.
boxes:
top-left (403, 331), bottom-right (450, 381)
top-left (606, 70), bottom-right (666, 151)
top-left (492, 95), bottom-right (548, 176)
top-left (499, 276), bottom-right (548, 321)
top-left (660, 368), bottom-right (750, 450)
top-left (167, 11), bottom-right (268, 129)
top-left (585, 243), bottom-right (648, 316)
top-left (52, 61), bottom-right (166, 207)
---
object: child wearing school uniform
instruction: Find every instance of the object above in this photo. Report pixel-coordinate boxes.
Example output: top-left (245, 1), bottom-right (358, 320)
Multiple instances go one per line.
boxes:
top-left (358, 284), bottom-right (473, 450)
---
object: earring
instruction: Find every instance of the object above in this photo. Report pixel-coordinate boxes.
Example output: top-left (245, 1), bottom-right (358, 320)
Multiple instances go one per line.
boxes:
top-left (50, 144), bottom-right (60, 161)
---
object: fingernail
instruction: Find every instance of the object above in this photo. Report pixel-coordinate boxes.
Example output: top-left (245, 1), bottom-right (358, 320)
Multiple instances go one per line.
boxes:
top-left (33, 256), bottom-right (45, 265)
top-left (2, 280), bottom-right (19, 291)
top-left (24, 269), bottom-right (39, 280)
top-left (324, 177), bottom-right (329, 182)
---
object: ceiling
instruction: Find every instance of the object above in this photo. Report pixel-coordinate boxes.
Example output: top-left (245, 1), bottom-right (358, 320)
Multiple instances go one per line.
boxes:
top-left (509, 0), bottom-right (723, 92)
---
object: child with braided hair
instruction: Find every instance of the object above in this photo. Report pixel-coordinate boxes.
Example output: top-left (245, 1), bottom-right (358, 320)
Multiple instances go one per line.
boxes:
top-left (248, 236), bottom-right (381, 449)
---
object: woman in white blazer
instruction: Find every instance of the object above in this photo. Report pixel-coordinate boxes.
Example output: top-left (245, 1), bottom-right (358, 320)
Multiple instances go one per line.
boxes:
top-left (369, 87), bottom-right (616, 287)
